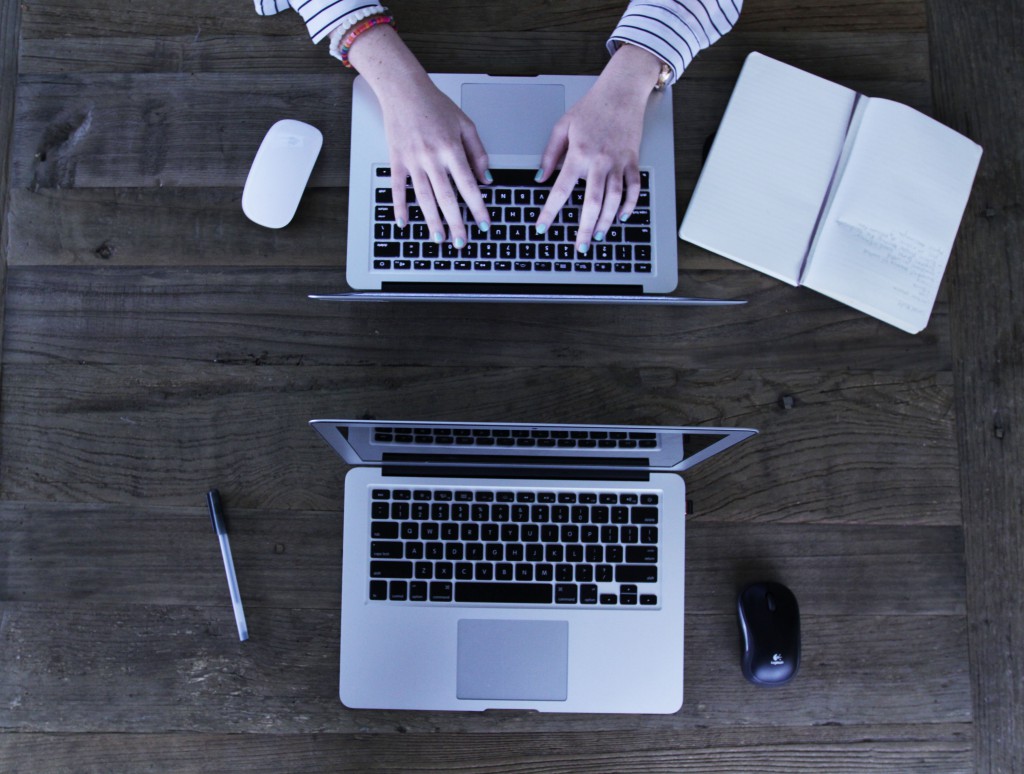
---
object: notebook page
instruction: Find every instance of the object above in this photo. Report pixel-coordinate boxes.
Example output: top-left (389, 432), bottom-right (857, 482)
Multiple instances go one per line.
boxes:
top-left (679, 52), bottom-right (857, 285)
top-left (801, 98), bottom-right (982, 333)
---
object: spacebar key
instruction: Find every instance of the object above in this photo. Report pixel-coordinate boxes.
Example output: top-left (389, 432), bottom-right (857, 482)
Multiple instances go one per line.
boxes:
top-left (455, 582), bottom-right (552, 604)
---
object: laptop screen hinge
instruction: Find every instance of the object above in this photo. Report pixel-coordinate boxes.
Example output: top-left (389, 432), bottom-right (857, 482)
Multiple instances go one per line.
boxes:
top-left (380, 282), bottom-right (644, 295)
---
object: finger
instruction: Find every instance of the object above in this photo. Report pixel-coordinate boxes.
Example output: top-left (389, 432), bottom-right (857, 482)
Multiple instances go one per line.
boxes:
top-left (460, 121), bottom-right (492, 185)
top-left (449, 159), bottom-right (490, 234)
top-left (409, 168), bottom-right (446, 244)
top-left (593, 170), bottom-right (625, 240)
top-left (535, 164), bottom-right (579, 235)
top-left (618, 165), bottom-right (642, 222)
top-left (427, 164), bottom-right (468, 246)
top-left (536, 120), bottom-right (569, 184)
top-left (576, 169), bottom-right (615, 253)
top-left (390, 163), bottom-right (410, 227)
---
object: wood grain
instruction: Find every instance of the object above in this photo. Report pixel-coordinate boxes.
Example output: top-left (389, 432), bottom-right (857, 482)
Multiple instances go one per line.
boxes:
top-left (8, 66), bottom-right (930, 193)
top-left (0, 364), bottom-right (957, 520)
top-left (0, 502), bottom-right (965, 613)
top-left (0, 602), bottom-right (968, 733)
top-left (927, 1), bottom-right (1024, 771)
top-left (1, 267), bottom-right (952, 370)
top-left (0, 0), bottom-right (21, 424)
top-left (0, 726), bottom-right (971, 774)
top-left (16, 0), bottom-right (928, 40)
top-left (1, 0), bottom-right (1001, 767)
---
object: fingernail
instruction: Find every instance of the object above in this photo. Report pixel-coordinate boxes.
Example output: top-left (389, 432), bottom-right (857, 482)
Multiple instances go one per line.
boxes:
top-left (619, 211), bottom-right (632, 223)
top-left (454, 237), bottom-right (466, 249)
top-left (396, 216), bottom-right (406, 228)
top-left (433, 232), bottom-right (443, 243)
top-left (484, 170), bottom-right (494, 184)
top-left (594, 231), bottom-right (605, 242)
top-left (534, 169), bottom-right (545, 183)
top-left (535, 224), bottom-right (547, 235)
top-left (577, 242), bottom-right (589, 254)
top-left (479, 221), bottom-right (490, 232)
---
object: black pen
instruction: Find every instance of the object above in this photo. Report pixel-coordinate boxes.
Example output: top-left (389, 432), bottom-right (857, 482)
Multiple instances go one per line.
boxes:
top-left (206, 489), bottom-right (249, 641)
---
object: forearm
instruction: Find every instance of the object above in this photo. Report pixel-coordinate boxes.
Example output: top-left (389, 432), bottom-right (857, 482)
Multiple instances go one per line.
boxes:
top-left (608, 0), bottom-right (743, 86)
top-left (345, 24), bottom-right (434, 109)
top-left (595, 43), bottom-right (666, 109)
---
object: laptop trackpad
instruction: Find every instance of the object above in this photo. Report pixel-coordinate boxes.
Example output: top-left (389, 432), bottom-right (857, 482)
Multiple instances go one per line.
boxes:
top-left (456, 619), bottom-right (568, 701)
top-left (461, 83), bottom-right (565, 156)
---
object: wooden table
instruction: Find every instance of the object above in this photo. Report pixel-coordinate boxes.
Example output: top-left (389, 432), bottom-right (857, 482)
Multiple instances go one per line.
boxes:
top-left (2, 1), bottom-right (1021, 771)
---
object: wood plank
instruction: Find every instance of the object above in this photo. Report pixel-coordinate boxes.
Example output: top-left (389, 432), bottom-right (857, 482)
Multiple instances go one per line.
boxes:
top-left (14, 32), bottom-right (931, 83)
top-left (0, 502), bottom-right (966, 613)
top-left (0, 365), bottom-right (957, 519)
top-left (926, 1), bottom-right (1024, 771)
top-left (1, 267), bottom-right (952, 370)
top-left (0, 725), bottom-right (971, 774)
top-left (0, 603), bottom-right (969, 732)
top-left (9, 58), bottom-right (930, 192)
top-left (1, 177), bottom-right (924, 273)
top-left (0, 0), bottom-right (21, 432)
top-left (16, 0), bottom-right (927, 40)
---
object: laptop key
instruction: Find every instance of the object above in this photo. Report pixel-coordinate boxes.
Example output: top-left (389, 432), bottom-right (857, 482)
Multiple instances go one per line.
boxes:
top-left (616, 565), bottom-right (657, 583)
top-left (626, 546), bottom-right (659, 564)
top-left (370, 541), bottom-right (404, 558)
top-left (410, 581), bottom-right (428, 601)
top-left (369, 580), bottom-right (387, 600)
top-left (371, 522), bottom-right (399, 539)
top-left (555, 584), bottom-right (578, 604)
top-left (371, 560), bottom-right (413, 578)
top-left (429, 581), bottom-right (453, 602)
top-left (631, 507), bottom-right (659, 524)
top-left (455, 582), bottom-right (552, 604)
top-left (389, 581), bottom-right (407, 601)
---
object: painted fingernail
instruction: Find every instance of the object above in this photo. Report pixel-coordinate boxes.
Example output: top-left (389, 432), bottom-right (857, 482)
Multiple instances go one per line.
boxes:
top-left (433, 231), bottom-right (443, 244)
top-left (396, 216), bottom-right (406, 228)
top-left (577, 242), bottom-right (589, 254)
top-left (479, 221), bottom-right (491, 232)
top-left (454, 237), bottom-right (466, 249)
top-left (619, 211), bottom-right (633, 223)
top-left (535, 224), bottom-right (547, 235)
top-left (534, 169), bottom-right (545, 183)
top-left (484, 170), bottom-right (494, 184)
top-left (594, 231), bottom-right (605, 242)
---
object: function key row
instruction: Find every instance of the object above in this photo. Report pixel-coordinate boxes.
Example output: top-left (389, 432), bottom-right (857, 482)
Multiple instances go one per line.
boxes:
top-left (371, 489), bottom-right (659, 504)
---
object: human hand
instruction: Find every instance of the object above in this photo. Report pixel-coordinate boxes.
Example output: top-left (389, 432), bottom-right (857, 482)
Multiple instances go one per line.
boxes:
top-left (349, 25), bottom-right (491, 246)
top-left (378, 78), bottom-right (492, 246)
top-left (534, 45), bottom-right (664, 253)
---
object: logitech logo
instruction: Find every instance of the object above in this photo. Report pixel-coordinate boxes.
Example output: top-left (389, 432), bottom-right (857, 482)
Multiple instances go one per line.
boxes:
top-left (770, 653), bottom-right (785, 666)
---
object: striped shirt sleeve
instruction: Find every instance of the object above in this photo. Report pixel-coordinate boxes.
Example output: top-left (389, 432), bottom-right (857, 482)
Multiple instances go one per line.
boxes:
top-left (607, 0), bottom-right (742, 86)
top-left (252, 0), bottom-right (382, 45)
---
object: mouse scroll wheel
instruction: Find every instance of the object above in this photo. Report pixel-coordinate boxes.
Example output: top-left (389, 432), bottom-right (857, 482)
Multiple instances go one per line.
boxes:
top-left (766, 592), bottom-right (776, 612)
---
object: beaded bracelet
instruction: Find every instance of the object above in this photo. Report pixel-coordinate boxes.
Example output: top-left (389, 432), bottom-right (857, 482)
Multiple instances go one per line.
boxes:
top-left (339, 14), bottom-right (395, 68)
top-left (328, 5), bottom-right (386, 62)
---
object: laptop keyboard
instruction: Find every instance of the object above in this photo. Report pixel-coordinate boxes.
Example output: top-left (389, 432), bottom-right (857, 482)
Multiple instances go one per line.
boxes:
top-left (371, 168), bottom-right (654, 275)
top-left (366, 486), bottom-right (661, 608)
top-left (370, 425), bottom-right (659, 450)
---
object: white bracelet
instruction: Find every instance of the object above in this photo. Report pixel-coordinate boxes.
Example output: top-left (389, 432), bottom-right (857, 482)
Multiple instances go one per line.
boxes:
top-left (328, 5), bottom-right (387, 61)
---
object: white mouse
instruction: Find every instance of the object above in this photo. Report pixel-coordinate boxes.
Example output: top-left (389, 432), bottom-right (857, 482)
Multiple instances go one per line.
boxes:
top-left (242, 119), bottom-right (323, 229)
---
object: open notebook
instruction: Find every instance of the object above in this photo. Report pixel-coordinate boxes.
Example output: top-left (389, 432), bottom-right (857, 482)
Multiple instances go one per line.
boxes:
top-left (679, 52), bottom-right (982, 334)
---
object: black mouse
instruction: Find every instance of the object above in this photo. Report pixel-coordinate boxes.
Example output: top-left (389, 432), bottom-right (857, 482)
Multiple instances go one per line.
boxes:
top-left (737, 581), bottom-right (800, 685)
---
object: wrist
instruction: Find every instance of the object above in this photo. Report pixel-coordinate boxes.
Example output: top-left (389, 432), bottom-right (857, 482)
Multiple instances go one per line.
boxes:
top-left (347, 24), bottom-right (431, 101)
top-left (604, 43), bottom-right (671, 101)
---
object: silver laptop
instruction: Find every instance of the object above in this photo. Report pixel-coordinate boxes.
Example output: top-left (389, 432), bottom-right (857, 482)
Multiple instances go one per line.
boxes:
top-left (311, 418), bottom-right (756, 712)
top-left (312, 73), bottom-right (742, 307)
